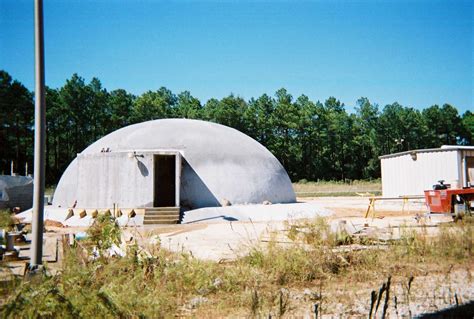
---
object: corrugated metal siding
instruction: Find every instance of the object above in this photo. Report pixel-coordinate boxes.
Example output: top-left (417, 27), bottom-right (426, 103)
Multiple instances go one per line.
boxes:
top-left (381, 150), bottom-right (460, 197)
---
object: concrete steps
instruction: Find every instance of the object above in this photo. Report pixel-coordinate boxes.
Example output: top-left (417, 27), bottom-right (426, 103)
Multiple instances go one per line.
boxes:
top-left (143, 207), bottom-right (180, 225)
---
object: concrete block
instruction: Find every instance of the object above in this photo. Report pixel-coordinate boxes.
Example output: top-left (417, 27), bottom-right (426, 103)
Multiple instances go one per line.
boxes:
top-left (66, 209), bottom-right (74, 220)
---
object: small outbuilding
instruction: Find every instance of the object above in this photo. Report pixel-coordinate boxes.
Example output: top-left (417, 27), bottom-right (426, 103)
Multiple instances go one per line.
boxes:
top-left (380, 145), bottom-right (474, 197)
top-left (53, 119), bottom-right (296, 211)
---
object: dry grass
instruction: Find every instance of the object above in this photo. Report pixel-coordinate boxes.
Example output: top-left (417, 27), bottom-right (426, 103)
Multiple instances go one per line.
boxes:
top-left (45, 186), bottom-right (55, 196)
top-left (293, 179), bottom-right (382, 197)
top-left (1, 216), bottom-right (473, 317)
top-left (0, 210), bottom-right (15, 233)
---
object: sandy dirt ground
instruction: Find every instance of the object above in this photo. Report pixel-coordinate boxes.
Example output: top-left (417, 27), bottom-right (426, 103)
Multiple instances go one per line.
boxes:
top-left (3, 196), bottom-right (470, 317)
top-left (7, 196), bottom-right (448, 264)
top-left (141, 196), bottom-right (449, 261)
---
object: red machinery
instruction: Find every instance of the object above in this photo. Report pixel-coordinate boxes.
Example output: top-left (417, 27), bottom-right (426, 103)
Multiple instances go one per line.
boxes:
top-left (424, 180), bottom-right (474, 217)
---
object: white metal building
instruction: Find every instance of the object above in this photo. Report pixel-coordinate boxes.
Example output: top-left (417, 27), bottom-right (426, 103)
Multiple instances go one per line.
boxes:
top-left (380, 145), bottom-right (474, 197)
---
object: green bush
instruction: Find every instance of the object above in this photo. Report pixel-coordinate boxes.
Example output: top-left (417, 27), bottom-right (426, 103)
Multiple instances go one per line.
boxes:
top-left (86, 214), bottom-right (121, 251)
top-left (0, 209), bottom-right (14, 231)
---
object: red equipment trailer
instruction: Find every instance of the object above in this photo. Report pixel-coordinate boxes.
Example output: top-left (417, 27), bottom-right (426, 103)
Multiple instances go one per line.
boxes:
top-left (424, 181), bottom-right (474, 217)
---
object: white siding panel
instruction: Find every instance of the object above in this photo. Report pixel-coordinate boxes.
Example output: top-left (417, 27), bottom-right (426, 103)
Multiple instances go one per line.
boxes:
top-left (76, 152), bottom-right (154, 208)
top-left (381, 150), bottom-right (460, 197)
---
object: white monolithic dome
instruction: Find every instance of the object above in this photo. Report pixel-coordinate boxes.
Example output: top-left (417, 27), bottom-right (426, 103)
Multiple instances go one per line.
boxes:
top-left (53, 119), bottom-right (296, 210)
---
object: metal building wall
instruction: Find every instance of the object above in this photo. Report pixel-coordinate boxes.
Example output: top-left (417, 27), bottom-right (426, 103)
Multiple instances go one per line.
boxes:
top-left (381, 150), bottom-right (460, 197)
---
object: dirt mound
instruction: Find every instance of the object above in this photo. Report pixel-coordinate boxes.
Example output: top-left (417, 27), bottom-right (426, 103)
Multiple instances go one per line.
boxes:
top-left (44, 219), bottom-right (66, 228)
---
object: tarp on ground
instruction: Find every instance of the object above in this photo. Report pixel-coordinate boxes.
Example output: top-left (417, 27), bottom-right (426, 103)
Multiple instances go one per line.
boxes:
top-left (0, 175), bottom-right (33, 210)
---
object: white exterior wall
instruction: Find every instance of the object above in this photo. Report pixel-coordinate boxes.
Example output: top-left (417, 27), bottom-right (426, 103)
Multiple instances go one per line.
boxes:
top-left (76, 152), bottom-right (155, 208)
top-left (381, 150), bottom-right (460, 197)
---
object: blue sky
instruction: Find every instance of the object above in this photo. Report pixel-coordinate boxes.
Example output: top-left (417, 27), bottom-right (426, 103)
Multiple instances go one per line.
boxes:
top-left (0, 0), bottom-right (472, 112)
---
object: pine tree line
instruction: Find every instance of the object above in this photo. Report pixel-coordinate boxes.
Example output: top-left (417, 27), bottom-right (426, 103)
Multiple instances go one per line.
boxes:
top-left (1, 70), bottom-right (472, 185)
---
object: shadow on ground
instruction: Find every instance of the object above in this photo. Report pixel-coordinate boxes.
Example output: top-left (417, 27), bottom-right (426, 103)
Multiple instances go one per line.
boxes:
top-left (417, 301), bottom-right (474, 318)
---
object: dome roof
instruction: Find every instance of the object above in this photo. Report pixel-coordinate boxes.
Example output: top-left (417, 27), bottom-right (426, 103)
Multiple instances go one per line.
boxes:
top-left (53, 119), bottom-right (296, 209)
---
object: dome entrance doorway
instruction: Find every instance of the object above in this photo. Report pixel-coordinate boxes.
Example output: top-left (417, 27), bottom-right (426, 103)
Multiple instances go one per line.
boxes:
top-left (153, 154), bottom-right (177, 207)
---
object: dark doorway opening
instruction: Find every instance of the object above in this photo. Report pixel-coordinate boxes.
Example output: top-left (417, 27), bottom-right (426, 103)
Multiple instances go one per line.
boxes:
top-left (467, 157), bottom-right (474, 186)
top-left (154, 155), bottom-right (176, 207)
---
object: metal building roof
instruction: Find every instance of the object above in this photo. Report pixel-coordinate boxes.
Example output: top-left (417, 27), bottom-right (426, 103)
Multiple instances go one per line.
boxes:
top-left (379, 145), bottom-right (474, 159)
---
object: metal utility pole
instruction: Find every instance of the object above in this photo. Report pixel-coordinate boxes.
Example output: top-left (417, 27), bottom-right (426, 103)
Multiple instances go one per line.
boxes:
top-left (31, 0), bottom-right (46, 268)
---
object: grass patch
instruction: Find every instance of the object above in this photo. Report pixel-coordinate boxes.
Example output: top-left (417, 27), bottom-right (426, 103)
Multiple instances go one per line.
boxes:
top-left (293, 179), bottom-right (381, 197)
top-left (1, 216), bottom-right (473, 317)
top-left (45, 186), bottom-right (55, 197)
top-left (0, 209), bottom-right (15, 246)
top-left (0, 210), bottom-right (15, 231)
